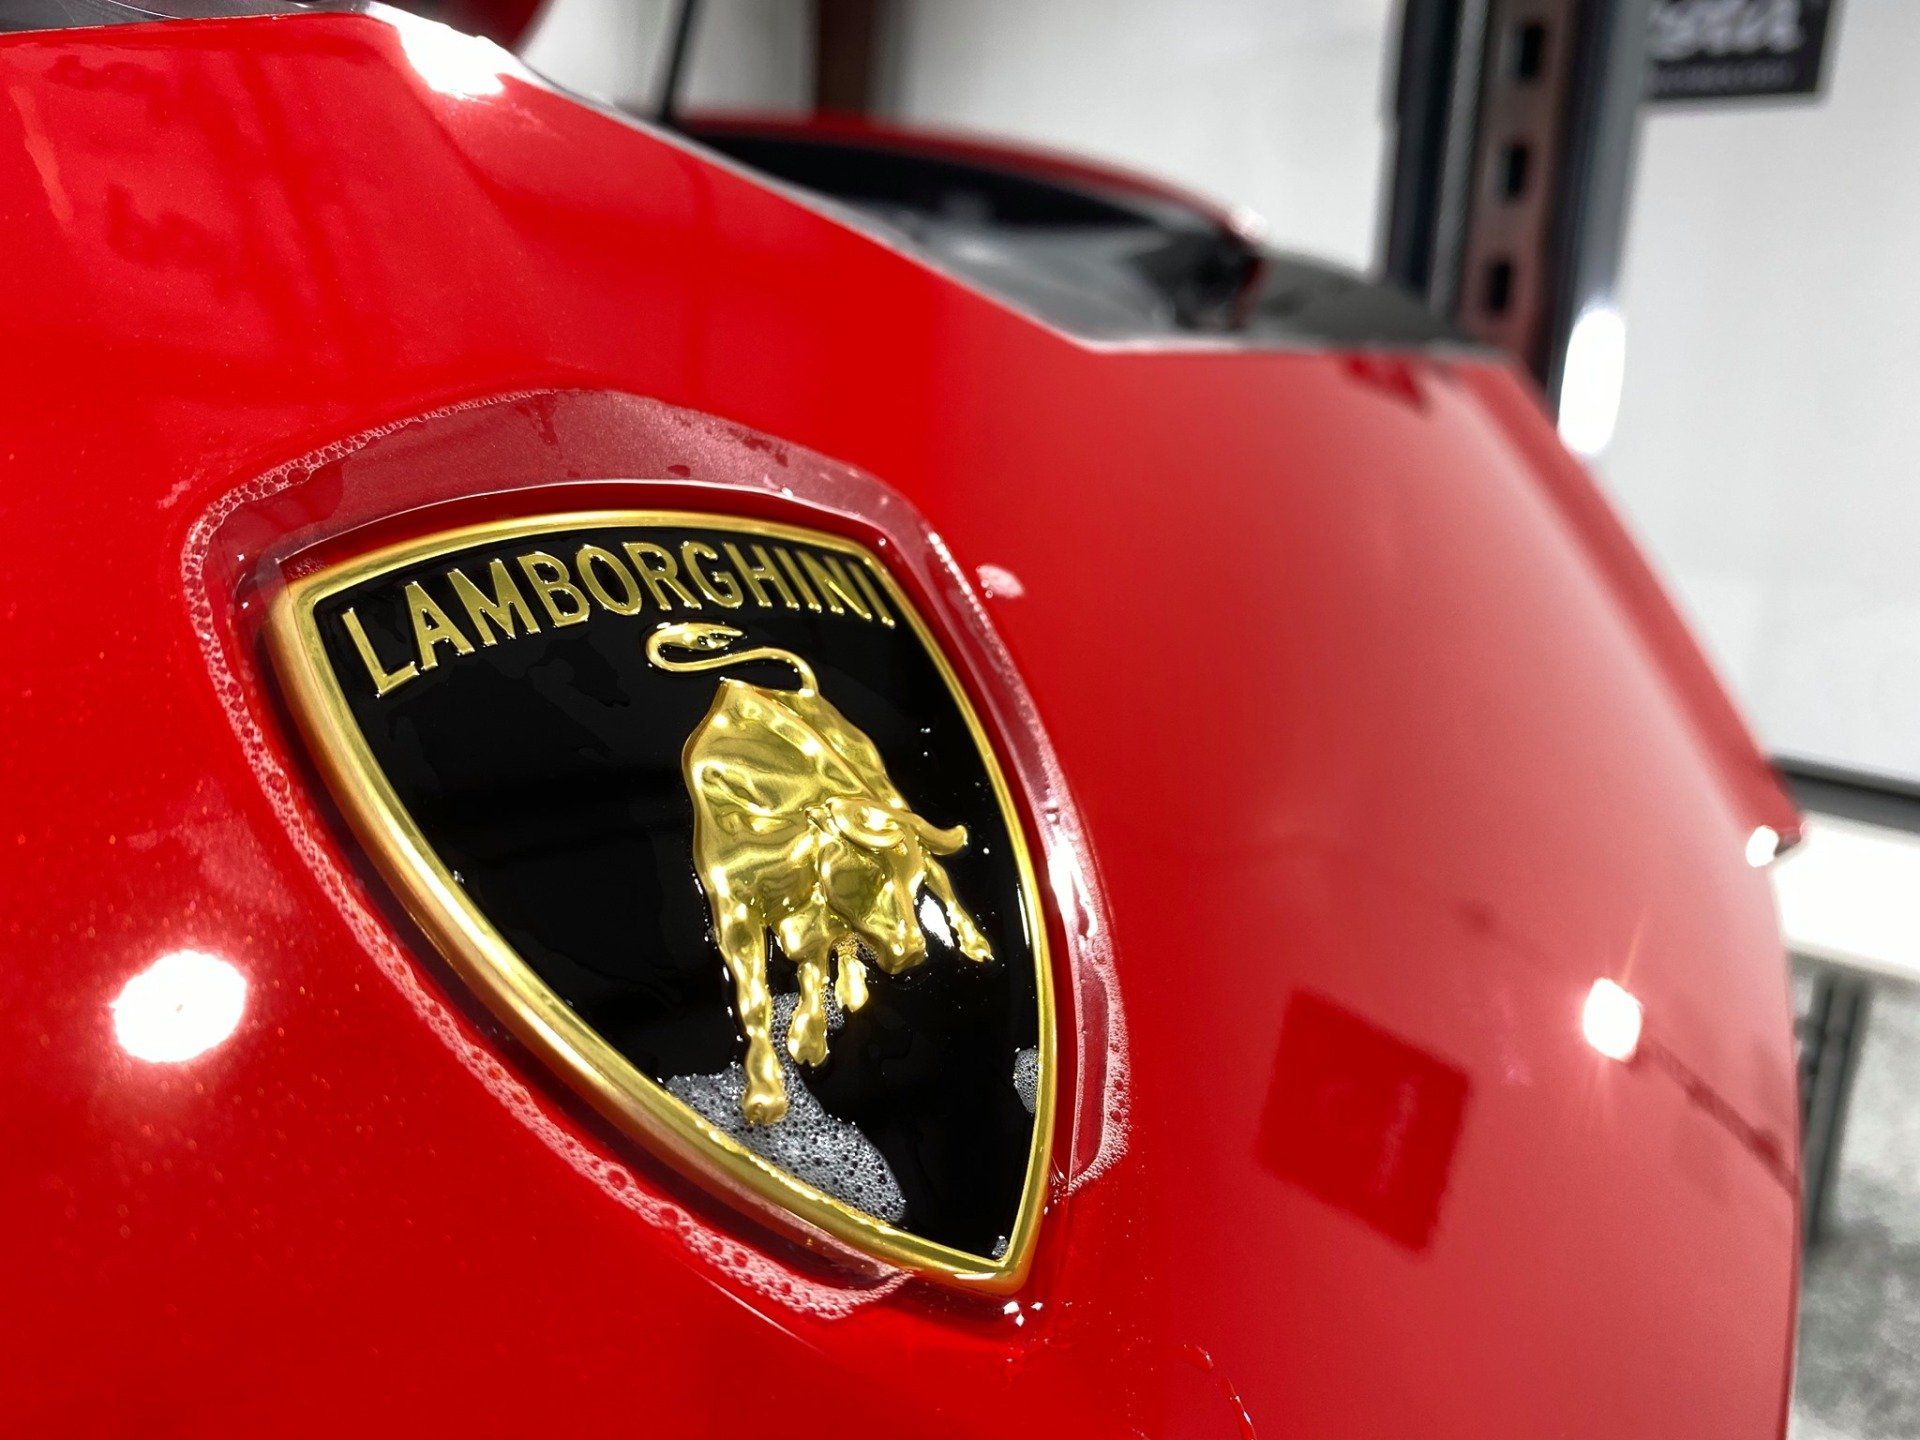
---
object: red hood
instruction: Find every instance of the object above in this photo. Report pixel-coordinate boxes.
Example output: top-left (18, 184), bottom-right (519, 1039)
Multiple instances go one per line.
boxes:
top-left (0, 11), bottom-right (1797, 1437)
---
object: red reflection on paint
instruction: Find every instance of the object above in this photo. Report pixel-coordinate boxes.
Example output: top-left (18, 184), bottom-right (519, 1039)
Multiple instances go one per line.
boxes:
top-left (1260, 992), bottom-right (1471, 1251)
top-left (1342, 353), bottom-right (1431, 410)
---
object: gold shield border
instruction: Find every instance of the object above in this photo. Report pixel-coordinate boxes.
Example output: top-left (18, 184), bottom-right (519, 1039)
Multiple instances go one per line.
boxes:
top-left (265, 509), bottom-right (1056, 1291)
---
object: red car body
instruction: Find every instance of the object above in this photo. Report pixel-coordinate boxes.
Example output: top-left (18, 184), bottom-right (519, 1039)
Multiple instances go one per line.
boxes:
top-left (1, 7), bottom-right (1802, 1435)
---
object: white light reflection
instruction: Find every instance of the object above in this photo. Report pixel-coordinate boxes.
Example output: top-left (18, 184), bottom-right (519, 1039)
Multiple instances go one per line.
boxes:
top-left (976, 564), bottom-right (1026, 600)
top-left (391, 10), bottom-right (507, 99)
top-left (110, 950), bottom-right (247, 1063)
top-left (1581, 977), bottom-right (1643, 1063)
top-left (1558, 303), bottom-right (1627, 458)
top-left (917, 894), bottom-right (955, 950)
top-left (1746, 825), bottom-right (1782, 868)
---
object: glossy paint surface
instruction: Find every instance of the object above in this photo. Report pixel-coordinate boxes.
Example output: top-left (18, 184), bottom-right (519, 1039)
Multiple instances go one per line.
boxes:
top-left (0, 12), bottom-right (1800, 1437)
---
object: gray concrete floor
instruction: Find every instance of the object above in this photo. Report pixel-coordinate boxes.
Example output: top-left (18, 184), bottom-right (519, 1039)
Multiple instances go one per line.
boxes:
top-left (1792, 986), bottom-right (1920, 1439)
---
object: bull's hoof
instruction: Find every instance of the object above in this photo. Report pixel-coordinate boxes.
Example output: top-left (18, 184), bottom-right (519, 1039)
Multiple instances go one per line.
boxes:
top-left (787, 1014), bottom-right (829, 1067)
top-left (741, 1083), bottom-right (788, 1127)
top-left (956, 921), bottom-right (994, 963)
top-left (835, 956), bottom-right (869, 1012)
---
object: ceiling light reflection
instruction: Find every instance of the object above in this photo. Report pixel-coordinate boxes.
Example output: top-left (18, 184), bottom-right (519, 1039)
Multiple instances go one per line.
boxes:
top-left (392, 11), bottom-right (507, 99)
top-left (1558, 303), bottom-right (1627, 458)
top-left (110, 950), bottom-right (247, 1063)
top-left (1581, 977), bottom-right (1643, 1063)
top-left (918, 893), bottom-right (955, 949)
top-left (1746, 824), bottom-right (1782, 868)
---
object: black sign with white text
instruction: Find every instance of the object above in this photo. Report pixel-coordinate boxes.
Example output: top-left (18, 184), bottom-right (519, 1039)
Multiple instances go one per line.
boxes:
top-left (1648, 0), bottom-right (1838, 102)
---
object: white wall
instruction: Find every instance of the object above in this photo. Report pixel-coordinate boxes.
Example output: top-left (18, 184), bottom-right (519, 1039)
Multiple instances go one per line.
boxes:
top-left (522, 0), bottom-right (1397, 270)
top-left (882, 0), bottom-right (1396, 270)
top-left (1605, 0), bottom-right (1920, 781)
top-left (520, 0), bottom-right (811, 111)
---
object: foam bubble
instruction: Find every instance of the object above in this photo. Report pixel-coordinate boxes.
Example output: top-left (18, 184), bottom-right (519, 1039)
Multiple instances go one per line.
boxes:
top-left (1012, 1047), bottom-right (1040, 1115)
top-left (668, 994), bottom-right (907, 1225)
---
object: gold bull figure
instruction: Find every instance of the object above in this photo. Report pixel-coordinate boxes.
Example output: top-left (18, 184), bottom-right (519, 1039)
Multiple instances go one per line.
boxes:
top-left (646, 622), bottom-right (994, 1125)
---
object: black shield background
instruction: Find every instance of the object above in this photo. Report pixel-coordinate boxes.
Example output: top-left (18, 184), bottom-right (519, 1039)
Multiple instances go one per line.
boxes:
top-left (308, 520), bottom-right (1042, 1257)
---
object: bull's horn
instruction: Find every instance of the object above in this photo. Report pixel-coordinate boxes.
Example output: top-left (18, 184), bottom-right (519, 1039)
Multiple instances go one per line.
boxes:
top-left (909, 815), bottom-right (969, 855)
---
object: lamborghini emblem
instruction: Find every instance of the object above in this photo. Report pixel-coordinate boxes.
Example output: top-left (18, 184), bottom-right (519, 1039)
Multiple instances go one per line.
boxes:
top-left (266, 511), bottom-right (1053, 1289)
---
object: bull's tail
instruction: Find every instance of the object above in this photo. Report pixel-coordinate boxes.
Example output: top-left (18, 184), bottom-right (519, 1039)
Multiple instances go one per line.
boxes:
top-left (645, 622), bottom-right (817, 694)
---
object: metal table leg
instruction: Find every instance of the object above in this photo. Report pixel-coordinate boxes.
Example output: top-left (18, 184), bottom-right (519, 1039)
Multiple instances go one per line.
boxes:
top-left (1799, 968), bottom-right (1873, 1245)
